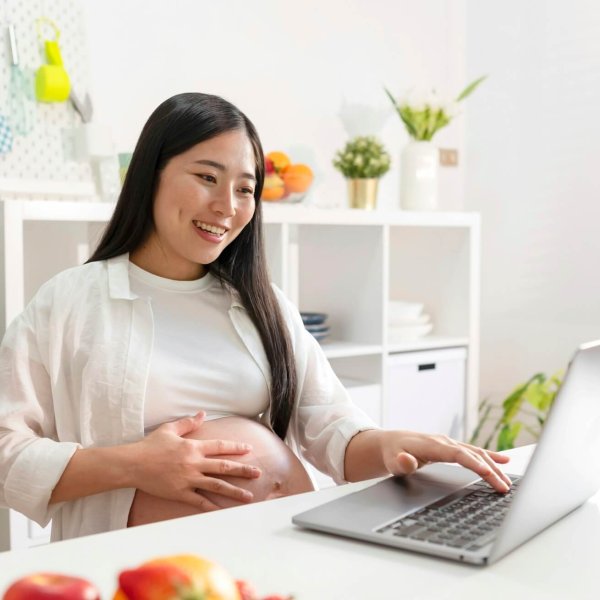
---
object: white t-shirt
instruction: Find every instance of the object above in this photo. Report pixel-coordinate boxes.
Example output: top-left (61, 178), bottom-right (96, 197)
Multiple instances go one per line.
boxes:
top-left (128, 262), bottom-right (269, 433)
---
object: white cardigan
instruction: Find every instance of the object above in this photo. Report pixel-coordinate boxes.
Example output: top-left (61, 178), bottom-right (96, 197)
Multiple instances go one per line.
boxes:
top-left (0, 253), bottom-right (377, 541)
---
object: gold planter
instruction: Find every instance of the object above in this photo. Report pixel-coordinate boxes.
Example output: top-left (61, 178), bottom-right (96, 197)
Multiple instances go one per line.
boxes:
top-left (347, 178), bottom-right (379, 210)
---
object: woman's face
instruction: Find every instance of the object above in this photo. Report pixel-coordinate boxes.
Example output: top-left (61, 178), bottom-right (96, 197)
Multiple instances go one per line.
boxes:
top-left (131, 129), bottom-right (257, 280)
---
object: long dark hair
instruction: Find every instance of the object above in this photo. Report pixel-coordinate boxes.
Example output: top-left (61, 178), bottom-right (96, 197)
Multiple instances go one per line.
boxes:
top-left (87, 93), bottom-right (297, 440)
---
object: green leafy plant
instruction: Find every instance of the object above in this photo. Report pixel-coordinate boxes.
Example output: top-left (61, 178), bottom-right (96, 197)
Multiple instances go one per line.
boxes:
top-left (332, 135), bottom-right (391, 179)
top-left (384, 76), bottom-right (486, 141)
top-left (470, 370), bottom-right (563, 451)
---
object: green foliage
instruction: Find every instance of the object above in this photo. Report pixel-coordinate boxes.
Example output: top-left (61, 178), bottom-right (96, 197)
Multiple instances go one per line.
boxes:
top-left (384, 75), bottom-right (486, 141)
top-left (470, 370), bottom-right (563, 451)
top-left (455, 75), bottom-right (487, 102)
top-left (332, 135), bottom-right (391, 179)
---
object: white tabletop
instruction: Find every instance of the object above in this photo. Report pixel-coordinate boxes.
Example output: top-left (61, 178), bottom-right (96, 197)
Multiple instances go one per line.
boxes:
top-left (1, 445), bottom-right (599, 599)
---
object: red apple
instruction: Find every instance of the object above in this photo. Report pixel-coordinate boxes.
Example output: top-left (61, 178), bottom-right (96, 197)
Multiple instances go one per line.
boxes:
top-left (236, 579), bottom-right (258, 600)
top-left (117, 563), bottom-right (197, 600)
top-left (3, 573), bottom-right (100, 600)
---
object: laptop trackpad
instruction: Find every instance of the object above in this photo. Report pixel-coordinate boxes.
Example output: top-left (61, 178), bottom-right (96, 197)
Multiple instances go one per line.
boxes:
top-left (295, 464), bottom-right (480, 532)
top-left (357, 465), bottom-right (478, 521)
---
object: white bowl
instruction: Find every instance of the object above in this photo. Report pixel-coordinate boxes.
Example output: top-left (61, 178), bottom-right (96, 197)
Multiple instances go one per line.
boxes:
top-left (388, 312), bottom-right (431, 327)
top-left (388, 300), bottom-right (424, 320)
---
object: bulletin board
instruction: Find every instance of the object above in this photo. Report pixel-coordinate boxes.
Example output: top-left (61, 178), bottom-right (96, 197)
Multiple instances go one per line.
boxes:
top-left (0, 0), bottom-right (93, 186)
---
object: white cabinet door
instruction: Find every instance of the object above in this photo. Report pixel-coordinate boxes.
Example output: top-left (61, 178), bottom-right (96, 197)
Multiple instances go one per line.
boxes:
top-left (385, 347), bottom-right (466, 439)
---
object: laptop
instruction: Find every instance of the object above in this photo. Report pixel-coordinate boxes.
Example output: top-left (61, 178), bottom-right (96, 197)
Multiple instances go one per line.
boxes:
top-left (293, 340), bottom-right (600, 565)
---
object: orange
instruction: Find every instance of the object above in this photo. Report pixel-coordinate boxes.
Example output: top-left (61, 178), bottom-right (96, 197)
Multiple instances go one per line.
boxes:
top-left (282, 163), bottom-right (313, 194)
top-left (261, 186), bottom-right (285, 201)
top-left (114, 554), bottom-right (240, 600)
top-left (261, 173), bottom-right (285, 201)
top-left (266, 151), bottom-right (290, 173)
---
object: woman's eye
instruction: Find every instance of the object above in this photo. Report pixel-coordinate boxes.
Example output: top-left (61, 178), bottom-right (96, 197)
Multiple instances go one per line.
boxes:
top-left (197, 174), bottom-right (216, 183)
top-left (240, 187), bottom-right (255, 196)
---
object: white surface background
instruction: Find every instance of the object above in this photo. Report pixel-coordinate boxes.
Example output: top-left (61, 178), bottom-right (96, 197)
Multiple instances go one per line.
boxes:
top-left (465, 0), bottom-right (600, 412)
top-left (80, 0), bottom-right (467, 212)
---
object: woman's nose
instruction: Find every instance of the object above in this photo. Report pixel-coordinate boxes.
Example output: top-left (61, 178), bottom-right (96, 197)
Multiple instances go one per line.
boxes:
top-left (211, 186), bottom-right (236, 217)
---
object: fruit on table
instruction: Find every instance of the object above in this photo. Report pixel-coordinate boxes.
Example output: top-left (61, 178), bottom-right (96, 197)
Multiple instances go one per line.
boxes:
top-left (117, 563), bottom-right (196, 600)
top-left (114, 554), bottom-right (240, 600)
top-left (281, 163), bottom-right (313, 194)
top-left (262, 151), bottom-right (313, 202)
top-left (235, 580), bottom-right (293, 600)
top-left (262, 173), bottom-right (285, 201)
top-left (235, 579), bottom-right (258, 600)
top-left (3, 573), bottom-right (100, 600)
top-left (265, 151), bottom-right (290, 174)
top-left (262, 157), bottom-right (285, 201)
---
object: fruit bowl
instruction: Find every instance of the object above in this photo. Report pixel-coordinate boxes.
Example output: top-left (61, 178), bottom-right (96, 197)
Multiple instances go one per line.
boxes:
top-left (261, 151), bottom-right (314, 204)
top-left (279, 189), bottom-right (310, 204)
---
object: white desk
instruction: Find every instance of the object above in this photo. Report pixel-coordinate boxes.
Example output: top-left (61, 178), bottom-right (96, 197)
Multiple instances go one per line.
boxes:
top-left (1, 446), bottom-right (599, 599)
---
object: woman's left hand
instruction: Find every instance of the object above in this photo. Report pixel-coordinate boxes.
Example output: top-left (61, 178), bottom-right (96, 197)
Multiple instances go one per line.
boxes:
top-left (380, 430), bottom-right (512, 492)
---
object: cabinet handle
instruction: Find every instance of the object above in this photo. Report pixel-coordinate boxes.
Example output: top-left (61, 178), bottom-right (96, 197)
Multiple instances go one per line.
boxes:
top-left (418, 363), bottom-right (436, 371)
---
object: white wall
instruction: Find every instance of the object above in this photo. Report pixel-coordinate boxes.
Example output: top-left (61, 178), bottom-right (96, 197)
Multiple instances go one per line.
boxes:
top-left (465, 1), bottom-right (600, 418)
top-left (34, 1), bottom-right (600, 439)
top-left (81, 0), bottom-right (467, 211)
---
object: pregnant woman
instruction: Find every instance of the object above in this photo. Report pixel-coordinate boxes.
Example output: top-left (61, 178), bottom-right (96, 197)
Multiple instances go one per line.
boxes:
top-left (0, 93), bottom-right (511, 543)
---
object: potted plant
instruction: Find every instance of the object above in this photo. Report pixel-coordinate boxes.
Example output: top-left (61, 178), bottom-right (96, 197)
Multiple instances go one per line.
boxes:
top-left (384, 76), bottom-right (486, 211)
top-left (469, 370), bottom-right (563, 451)
top-left (332, 135), bottom-right (391, 210)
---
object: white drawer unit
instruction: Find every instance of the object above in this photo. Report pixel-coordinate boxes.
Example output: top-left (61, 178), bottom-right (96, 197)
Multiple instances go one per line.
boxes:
top-left (385, 347), bottom-right (467, 439)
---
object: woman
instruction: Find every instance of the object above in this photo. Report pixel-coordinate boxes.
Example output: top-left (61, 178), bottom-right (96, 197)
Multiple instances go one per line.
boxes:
top-left (0, 93), bottom-right (511, 542)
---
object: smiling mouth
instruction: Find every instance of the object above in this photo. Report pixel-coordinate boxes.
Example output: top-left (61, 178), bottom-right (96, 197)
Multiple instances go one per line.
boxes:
top-left (192, 220), bottom-right (228, 236)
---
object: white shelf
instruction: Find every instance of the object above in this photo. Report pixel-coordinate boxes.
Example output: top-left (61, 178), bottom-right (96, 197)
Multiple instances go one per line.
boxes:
top-left (0, 179), bottom-right (96, 199)
top-left (263, 203), bottom-right (479, 227)
top-left (0, 199), bottom-right (111, 223)
top-left (318, 340), bottom-right (383, 359)
top-left (386, 336), bottom-right (470, 354)
top-left (0, 199), bottom-right (479, 228)
top-left (20, 200), bottom-right (113, 222)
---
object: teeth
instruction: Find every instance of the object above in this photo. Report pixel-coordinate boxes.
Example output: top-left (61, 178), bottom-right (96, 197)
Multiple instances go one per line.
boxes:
top-left (193, 221), bottom-right (226, 235)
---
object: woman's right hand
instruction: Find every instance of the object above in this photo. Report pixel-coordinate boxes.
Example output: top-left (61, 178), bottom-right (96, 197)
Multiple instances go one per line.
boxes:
top-left (130, 411), bottom-right (262, 511)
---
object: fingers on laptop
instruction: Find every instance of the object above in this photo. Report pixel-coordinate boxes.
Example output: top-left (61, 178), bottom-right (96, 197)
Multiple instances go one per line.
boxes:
top-left (463, 443), bottom-right (512, 488)
top-left (478, 447), bottom-right (511, 463)
top-left (394, 451), bottom-right (420, 475)
top-left (473, 448), bottom-right (512, 489)
top-left (451, 446), bottom-right (510, 492)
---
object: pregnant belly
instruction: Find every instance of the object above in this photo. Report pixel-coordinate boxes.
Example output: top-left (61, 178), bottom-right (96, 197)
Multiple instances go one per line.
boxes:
top-left (128, 416), bottom-right (315, 527)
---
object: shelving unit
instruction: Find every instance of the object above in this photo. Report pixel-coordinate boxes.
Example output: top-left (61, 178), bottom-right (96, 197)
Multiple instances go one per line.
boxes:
top-left (0, 197), bottom-right (480, 550)
top-left (260, 205), bottom-right (480, 440)
top-left (387, 336), bottom-right (471, 353)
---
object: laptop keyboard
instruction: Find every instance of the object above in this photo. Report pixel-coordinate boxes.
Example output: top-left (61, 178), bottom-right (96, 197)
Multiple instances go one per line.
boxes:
top-left (376, 475), bottom-right (522, 552)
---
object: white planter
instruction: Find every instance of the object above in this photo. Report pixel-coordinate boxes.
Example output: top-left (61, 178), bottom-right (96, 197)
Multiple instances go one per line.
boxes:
top-left (400, 140), bottom-right (439, 210)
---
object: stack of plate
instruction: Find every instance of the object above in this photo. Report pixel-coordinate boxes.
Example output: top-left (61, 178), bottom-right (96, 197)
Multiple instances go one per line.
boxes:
top-left (388, 300), bottom-right (433, 341)
top-left (300, 312), bottom-right (330, 342)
